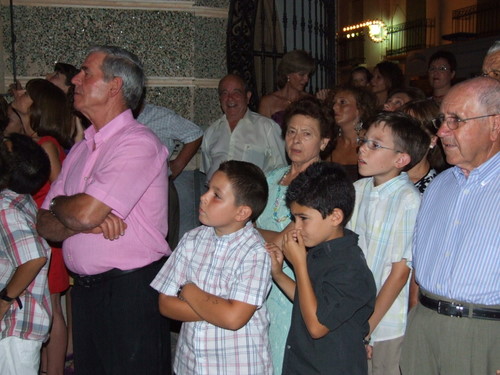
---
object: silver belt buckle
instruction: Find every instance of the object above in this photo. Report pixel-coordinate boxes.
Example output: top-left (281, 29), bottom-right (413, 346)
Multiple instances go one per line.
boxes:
top-left (438, 300), bottom-right (464, 317)
top-left (454, 303), bottom-right (464, 317)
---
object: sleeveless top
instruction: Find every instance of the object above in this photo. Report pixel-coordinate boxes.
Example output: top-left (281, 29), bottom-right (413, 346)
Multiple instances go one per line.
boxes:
top-left (33, 136), bottom-right (66, 208)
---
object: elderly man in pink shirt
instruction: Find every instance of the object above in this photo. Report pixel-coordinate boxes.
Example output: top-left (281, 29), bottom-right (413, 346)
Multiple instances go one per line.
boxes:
top-left (37, 46), bottom-right (172, 375)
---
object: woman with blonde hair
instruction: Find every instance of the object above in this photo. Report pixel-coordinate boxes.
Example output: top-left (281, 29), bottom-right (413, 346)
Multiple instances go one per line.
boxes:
top-left (259, 49), bottom-right (316, 128)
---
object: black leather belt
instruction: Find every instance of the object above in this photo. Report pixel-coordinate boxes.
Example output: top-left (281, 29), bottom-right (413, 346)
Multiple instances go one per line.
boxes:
top-left (71, 257), bottom-right (166, 288)
top-left (419, 293), bottom-right (500, 320)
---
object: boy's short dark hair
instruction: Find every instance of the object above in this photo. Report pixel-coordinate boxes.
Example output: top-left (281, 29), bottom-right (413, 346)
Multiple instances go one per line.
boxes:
top-left (217, 160), bottom-right (269, 222)
top-left (367, 112), bottom-right (430, 172)
top-left (0, 133), bottom-right (50, 194)
top-left (285, 162), bottom-right (355, 226)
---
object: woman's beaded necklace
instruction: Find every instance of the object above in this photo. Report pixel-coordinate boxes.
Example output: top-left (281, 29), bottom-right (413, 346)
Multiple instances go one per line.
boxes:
top-left (272, 167), bottom-right (291, 223)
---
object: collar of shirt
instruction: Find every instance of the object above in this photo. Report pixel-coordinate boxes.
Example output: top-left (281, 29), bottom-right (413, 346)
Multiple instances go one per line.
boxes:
top-left (308, 228), bottom-right (359, 259)
top-left (84, 109), bottom-right (135, 151)
top-left (452, 151), bottom-right (500, 186)
top-left (1, 189), bottom-right (36, 213)
top-left (211, 221), bottom-right (254, 242)
top-left (222, 108), bottom-right (252, 128)
top-left (369, 172), bottom-right (412, 197)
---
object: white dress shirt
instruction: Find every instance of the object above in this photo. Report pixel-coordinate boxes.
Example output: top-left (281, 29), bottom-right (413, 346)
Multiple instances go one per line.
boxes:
top-left (201, 109), bottom-right (287, 180)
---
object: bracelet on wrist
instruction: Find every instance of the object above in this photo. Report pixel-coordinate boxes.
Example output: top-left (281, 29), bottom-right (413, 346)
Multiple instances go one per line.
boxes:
top-left (176, 285), bottom-right (185, 301)
top-left (0, 287), bottom-right (23, 309)
top-left (176, 282), bottom-right (194, 301)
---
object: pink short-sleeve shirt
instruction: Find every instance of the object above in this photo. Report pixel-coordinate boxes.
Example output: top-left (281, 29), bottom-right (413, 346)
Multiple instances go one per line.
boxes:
top-left (42, 110), bottom-right (171, 275)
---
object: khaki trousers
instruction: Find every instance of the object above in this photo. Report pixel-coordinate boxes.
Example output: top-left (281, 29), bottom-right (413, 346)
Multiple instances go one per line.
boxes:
top-left (400, 295), bottom-right (500, 375)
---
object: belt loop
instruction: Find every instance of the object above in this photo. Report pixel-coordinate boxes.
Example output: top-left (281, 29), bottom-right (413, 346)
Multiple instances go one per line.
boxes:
top-left (468, 303), bottom-right (474, 318)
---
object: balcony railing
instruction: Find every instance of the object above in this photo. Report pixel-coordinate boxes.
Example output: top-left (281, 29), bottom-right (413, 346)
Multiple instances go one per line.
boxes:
top-left (337, 33), bottom-right (366, 67)
top-left (452, 1), bottom-right (500, 38)
top-left (386, 18), bottom-right (435, 57)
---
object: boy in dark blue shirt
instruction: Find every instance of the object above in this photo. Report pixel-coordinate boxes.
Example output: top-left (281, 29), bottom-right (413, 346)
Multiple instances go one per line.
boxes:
top-left (267, 162), bottom-right (376, 374)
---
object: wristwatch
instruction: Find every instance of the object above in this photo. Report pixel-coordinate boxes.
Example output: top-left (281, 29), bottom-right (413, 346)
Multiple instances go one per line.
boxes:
top-left (49, 197), bottom-right (57, 216)
top-left (0, 287), bottom-right (22, 309)
top-left (176, 282), bottom-right (193, 301)
top-left (176, 285), bottom-right (185, 301)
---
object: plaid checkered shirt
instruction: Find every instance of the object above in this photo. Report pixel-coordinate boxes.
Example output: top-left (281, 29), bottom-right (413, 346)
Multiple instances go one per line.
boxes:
top-left (151, 222), bottom-right (272, 375)
top-left (0, 190), bottom-right (51, 342)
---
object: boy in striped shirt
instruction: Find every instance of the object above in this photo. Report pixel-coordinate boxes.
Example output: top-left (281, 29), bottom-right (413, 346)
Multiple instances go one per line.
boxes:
top-left (347, 112), bottom-right (430, 375)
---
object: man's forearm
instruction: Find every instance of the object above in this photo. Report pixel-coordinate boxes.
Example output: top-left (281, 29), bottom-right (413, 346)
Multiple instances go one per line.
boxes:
top-left (169, 137), bottom-right (202, 179)
top-left (37, 209), bottom-right (79, 242)
top-left (50, 194), bottom-right (111, 231)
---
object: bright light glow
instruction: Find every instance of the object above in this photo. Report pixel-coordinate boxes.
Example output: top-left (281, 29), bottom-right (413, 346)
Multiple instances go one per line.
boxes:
top-left (341, 19), bottom-right (387, 42)
top-left (369, 24), bottom-right (381, 35)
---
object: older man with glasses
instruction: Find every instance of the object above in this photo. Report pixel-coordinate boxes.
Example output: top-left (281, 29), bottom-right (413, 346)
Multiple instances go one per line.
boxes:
top-left (400, 76), bottom-right (500, 375)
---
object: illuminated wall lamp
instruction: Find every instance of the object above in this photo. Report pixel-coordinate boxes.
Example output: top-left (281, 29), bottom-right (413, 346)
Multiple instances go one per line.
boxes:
top-left (342, 20), bottom-right (387, 43)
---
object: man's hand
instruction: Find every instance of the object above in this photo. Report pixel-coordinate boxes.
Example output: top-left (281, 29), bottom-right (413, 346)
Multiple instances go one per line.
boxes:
top-left (37, 209), bottom-right (78, 242)
top-left (85, 213), bottom-right (127, 240)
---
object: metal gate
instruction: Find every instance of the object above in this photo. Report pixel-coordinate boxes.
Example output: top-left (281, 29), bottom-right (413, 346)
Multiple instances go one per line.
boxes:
top-left (227, 0), bottom-right (336, 111)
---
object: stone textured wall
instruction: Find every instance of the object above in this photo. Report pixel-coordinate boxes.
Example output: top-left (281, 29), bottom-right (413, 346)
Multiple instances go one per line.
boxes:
top-left (1, 1), bottom-right (229, 129)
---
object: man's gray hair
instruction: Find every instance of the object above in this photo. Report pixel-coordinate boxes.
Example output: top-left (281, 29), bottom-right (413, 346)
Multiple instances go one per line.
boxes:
top-left (450, 77), bottom-right (500, 115)
top-left (477, 77), bottom-right (500, 114)
top-left (88, 45), bottom-right (144, 110)
top-left (486, 41), bottom-right (500, 56)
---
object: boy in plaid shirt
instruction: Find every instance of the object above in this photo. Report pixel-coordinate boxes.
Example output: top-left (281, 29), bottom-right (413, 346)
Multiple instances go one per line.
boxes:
top-left (0, 134), bottom-right (51, 375)
top-left (151, 160), bottom-right (272, 375)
